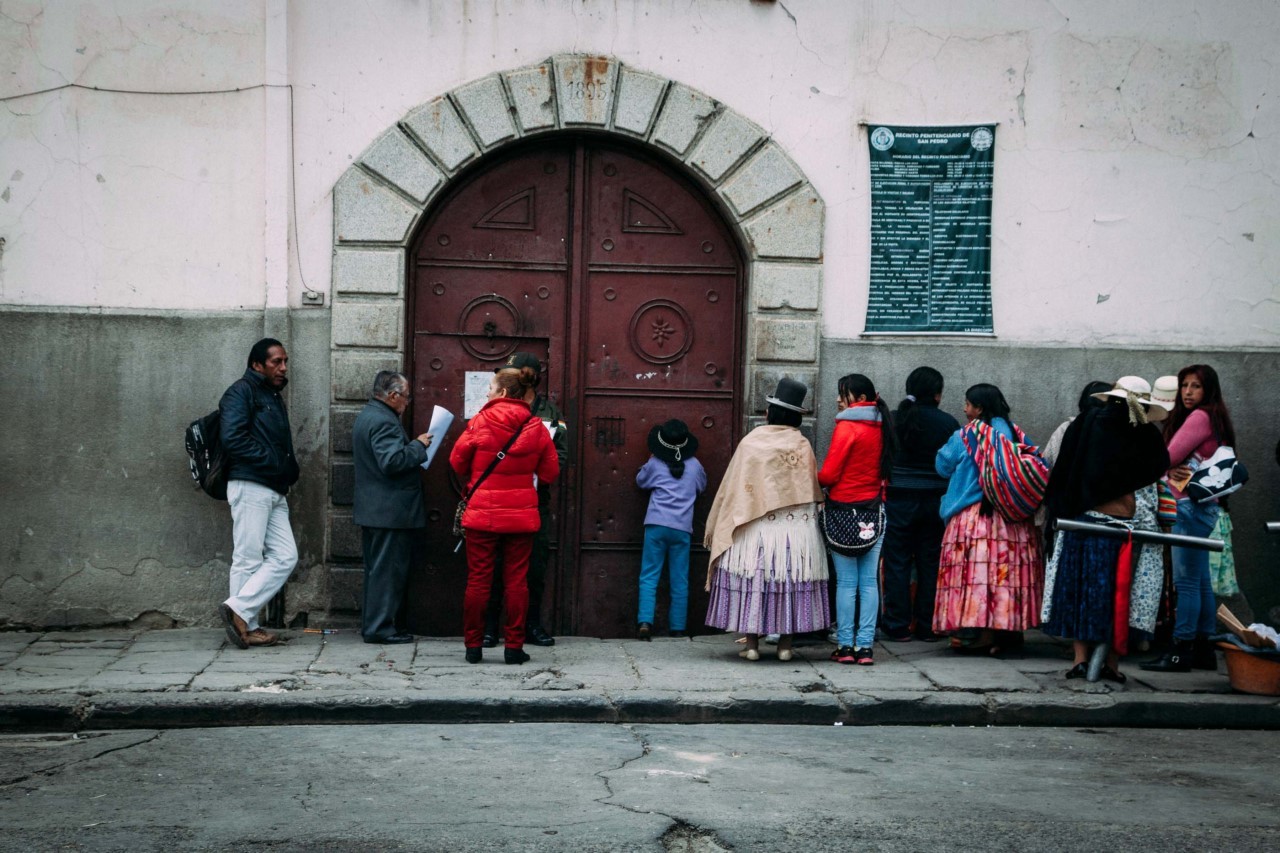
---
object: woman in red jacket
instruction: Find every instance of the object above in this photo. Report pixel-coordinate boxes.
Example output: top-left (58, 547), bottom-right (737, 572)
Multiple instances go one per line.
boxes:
top-left (450, 365), bottom-right (559, 665)
top-left (818, 373), bottom-right (896, 664)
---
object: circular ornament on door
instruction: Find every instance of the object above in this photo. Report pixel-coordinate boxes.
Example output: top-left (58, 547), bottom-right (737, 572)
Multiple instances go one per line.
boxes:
top-left (457, 294), bottom-right (523, 360)
top-left (701, 241), bottom-right (714, 253)
top-left (702, 416), bottom-right (715, 429)
top-left (706, 290), bottom-right (719, 303)
top-left (603, 287), bottom-right (617, 302)
top-left (603, 164), bottom-right (618, 177)
top-left (544, 163), bottom-right (557, 174)
top-left (602, 238), bottom-right (615, 251)
top-left (432, 282), bottom-right (446, 295)
top-left (629, 299), bottom-right (693, 365)
top-left (430, 358), bottom-right (444, 371)
top-left (437, 234), bottom-right (451, 246)
top-left (537, 286), bottom-right (551, 300)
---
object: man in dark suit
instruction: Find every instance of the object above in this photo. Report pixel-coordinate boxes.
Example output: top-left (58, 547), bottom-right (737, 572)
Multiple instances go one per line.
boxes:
top-left (352, 371), bottom-right (433, 644)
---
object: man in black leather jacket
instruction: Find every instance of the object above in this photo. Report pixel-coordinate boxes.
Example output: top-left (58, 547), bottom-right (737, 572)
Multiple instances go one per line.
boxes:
top-left (216, 338), bottom-right (301, 650)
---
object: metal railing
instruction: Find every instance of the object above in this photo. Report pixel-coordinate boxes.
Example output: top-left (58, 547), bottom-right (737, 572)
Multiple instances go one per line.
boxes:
top-left (1050, 516), bottom-right (1223, 682)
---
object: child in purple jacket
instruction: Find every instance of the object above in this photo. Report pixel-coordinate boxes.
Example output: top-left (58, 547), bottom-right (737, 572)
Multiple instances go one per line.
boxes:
top-left (635, 419), bottom-right (707, 639)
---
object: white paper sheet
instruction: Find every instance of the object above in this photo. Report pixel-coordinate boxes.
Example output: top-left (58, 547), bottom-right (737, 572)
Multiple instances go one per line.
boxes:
top-left (420, 405), bottom-right (455, 470)
top-left (464, 371), bottom-right (491, 418)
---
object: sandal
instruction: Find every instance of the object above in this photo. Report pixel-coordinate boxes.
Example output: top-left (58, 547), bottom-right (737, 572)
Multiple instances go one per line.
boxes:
top-left (1099, 665), bottom-right (1127, 684)
top-left (1066, 661), bottom-right (1088, 679)
top-left (952, 639), bottom-right (994, 655)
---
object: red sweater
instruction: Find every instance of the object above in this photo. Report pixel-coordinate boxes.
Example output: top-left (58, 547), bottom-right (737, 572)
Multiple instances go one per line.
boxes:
top-left (818, 403), bottom-right (885, 503)
top-left (450, 397), bottom-right (559, 534)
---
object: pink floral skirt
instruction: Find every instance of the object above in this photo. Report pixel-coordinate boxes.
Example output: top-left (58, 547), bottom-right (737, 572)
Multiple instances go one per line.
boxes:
top-left (933, 502), bottom-right (1043, 632)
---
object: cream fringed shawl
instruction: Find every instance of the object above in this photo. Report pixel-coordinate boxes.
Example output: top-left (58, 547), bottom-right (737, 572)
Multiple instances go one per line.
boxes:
top-left (706, 502), bottom-right (826, 590)
top-left (703, 425), bottom-right (825, 577)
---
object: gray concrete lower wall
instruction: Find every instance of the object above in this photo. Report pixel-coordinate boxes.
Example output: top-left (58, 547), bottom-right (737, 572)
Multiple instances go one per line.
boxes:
top-left (0, 308), bottom-right (331, 629)
top-left (818, 339), bottom-right (1280, 621)
top-left (2, 314), bottom-right (1276, 631)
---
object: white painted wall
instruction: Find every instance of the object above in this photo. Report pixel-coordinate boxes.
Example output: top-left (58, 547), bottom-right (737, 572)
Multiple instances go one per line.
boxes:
top-left (2, 0), bottom-right (1277, 347)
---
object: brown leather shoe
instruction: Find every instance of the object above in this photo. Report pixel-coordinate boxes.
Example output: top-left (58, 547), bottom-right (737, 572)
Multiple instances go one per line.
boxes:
top-left (219, 603), bottom-right (249, 649)
top-left (246, 628), bottom-right (279, 646)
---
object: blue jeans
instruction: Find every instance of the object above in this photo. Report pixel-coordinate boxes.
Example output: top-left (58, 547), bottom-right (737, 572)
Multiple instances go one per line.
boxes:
top-left (638, 525), bottom-right (691, 630)
top-left (1172, 499), bottom-right (1220, 641)
top-left (831, 538), bottom-right (884, 649)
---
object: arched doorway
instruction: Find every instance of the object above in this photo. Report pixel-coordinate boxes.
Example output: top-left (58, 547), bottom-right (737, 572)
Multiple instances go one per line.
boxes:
top-left (325, 55), bottom-right (825, 638)
top-left (402, 138), bottom-right (744, 638)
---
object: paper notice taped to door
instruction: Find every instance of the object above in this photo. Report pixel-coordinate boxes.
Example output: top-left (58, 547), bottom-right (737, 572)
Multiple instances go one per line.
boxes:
top-left (464, 371), bottom-right (491, 418)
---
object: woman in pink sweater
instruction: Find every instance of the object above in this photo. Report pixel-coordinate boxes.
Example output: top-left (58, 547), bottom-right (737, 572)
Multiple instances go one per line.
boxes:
top-left (1141, 364), bottom-right (1236, 673)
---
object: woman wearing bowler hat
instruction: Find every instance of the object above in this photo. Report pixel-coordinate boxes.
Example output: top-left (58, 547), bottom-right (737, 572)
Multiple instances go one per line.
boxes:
top-left (704, 378), bottom-right (829, 661)
top-left (635, 419), bottom-right (707, 639)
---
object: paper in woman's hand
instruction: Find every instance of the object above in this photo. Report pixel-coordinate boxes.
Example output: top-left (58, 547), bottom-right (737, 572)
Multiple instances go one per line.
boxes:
top-left (420, 405), bottom-right (455, 469)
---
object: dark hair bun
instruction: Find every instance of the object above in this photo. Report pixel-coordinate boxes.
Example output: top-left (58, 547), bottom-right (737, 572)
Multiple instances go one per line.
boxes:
top-left (518, 366), bottom-right (538, 388)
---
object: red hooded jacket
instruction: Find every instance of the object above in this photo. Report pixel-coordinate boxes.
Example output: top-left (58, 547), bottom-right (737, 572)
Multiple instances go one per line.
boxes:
top-left (450, 397), bottom-right (560, 534)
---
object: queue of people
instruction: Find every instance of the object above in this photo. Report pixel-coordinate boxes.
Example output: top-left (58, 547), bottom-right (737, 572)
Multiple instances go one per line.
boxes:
top-left (213, 337), bottom-right (1241, 681)
top-left (680, 366), bottom-right (1240, 682)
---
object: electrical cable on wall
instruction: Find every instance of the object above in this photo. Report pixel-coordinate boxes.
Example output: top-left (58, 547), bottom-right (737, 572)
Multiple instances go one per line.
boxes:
top-left (1, 81), bottom-right (315, 300)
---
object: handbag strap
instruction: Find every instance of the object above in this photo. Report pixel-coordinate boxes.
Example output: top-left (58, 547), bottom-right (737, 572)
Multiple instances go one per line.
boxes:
top-left (463, 412), bottom-right (537, 500)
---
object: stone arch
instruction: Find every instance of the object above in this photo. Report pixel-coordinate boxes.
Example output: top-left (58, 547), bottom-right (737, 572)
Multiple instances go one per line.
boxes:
top-left (326, 54), bottom-right (824, 565)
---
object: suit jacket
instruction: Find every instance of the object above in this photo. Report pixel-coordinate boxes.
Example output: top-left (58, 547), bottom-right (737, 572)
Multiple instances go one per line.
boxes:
top-left (352, 399), bottom-right (429, 529)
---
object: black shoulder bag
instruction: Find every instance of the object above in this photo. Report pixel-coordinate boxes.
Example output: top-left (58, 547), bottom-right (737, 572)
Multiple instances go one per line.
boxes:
top-left (452, 413), bottom-right (537, 539)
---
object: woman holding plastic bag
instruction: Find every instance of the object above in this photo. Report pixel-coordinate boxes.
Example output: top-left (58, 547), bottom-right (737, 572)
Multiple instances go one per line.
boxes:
top-left (1142, 365), bottom-right (1239, 673)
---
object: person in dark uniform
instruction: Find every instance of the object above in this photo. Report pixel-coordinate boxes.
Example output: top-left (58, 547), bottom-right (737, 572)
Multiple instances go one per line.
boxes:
top-left (352, 370), bottom-right (433, 644)
top-left (483, 352), bottom-right (569, 647)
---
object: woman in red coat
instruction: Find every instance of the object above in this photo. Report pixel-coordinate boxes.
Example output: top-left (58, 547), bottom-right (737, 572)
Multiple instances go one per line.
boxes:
top-left (450, 365), bottom-right (559, 664)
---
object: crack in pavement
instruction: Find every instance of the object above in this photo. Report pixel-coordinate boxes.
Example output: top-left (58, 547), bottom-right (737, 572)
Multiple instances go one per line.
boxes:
top-left (0, 730), bottom-right (162, 789)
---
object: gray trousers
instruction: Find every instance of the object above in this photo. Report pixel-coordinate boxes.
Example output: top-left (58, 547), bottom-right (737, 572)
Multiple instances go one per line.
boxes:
top-left (361, 527), bottom-right (415, 641)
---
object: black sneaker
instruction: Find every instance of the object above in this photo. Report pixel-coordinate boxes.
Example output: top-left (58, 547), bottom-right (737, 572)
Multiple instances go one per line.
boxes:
top-left (465, 647), bottom-right (482, 664)
top-left (854, 647), bottom-right (874, 666)
top-left (504, 647), bottom-right (531, 665)
top-left (481, 633), bottom-right (499, 649)
top-left (830, 646), bottom-right (856, 664)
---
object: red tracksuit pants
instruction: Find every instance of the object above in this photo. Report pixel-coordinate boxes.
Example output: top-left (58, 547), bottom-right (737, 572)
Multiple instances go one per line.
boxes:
top-left (463, 530), bottom-right (532, 649)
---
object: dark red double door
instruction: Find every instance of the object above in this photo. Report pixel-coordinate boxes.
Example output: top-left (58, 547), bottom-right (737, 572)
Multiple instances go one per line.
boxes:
top-left (403, 139), bottom-right (742, 638)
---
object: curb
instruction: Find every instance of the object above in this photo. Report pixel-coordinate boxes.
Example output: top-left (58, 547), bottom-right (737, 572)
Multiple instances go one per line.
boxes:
top-left (3, 690), bottom-right (1278, 732)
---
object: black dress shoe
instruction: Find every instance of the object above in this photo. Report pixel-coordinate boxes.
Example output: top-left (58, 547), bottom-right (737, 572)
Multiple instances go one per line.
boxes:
top-left (527, 625), bottom-right (556, 647)
top-left (364, 632), bottom-right (414, 645)
top-left (482, 633), bottom-right (499, 648)
top-left (465, 647), bottom-right (482, 664)
top-left (637, 622), bottom-right (652, 641)
top-left (504, 647), bottom-right (530, 665)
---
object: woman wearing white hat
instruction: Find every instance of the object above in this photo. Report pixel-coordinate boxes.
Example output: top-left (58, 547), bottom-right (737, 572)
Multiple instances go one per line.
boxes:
top-left (1041, 377), bottom-right (1171, 682)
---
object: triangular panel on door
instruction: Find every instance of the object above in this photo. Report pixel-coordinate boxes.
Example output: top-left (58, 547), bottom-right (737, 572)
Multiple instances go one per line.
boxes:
top-left (475, 187), bottom-right (536, 230)
top-left (621, 189), bottom-right (682, 234)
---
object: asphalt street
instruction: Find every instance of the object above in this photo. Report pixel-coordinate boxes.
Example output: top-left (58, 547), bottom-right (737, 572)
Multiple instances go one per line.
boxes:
top-left (2, 723), bottom-right (1277, 851)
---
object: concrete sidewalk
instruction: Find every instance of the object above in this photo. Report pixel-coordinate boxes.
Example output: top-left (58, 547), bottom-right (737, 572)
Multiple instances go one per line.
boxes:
top-left (1, 628), bottom-right (1276, 732)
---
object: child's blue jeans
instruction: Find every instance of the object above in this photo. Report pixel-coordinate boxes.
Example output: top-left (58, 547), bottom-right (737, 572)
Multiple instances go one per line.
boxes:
top-left (638, 524), bottom-right (691, 630)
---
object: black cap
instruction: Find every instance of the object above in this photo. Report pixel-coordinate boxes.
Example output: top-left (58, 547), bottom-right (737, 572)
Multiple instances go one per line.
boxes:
top-left (494, 351), bottom-right (541, 375)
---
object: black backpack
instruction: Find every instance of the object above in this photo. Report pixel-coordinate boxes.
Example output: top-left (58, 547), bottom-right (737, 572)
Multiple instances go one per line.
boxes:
top-left (185, 410), bottom-right (229, 500)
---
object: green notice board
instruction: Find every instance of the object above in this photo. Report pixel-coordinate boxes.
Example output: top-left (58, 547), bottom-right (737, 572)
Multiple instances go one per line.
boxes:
top-left (866, 125), bottom-right (995, 334)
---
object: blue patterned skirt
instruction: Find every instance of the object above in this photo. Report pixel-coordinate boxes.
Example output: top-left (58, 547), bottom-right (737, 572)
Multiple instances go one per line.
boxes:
top-left (1042, 525), bottom-right (1124, 644)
